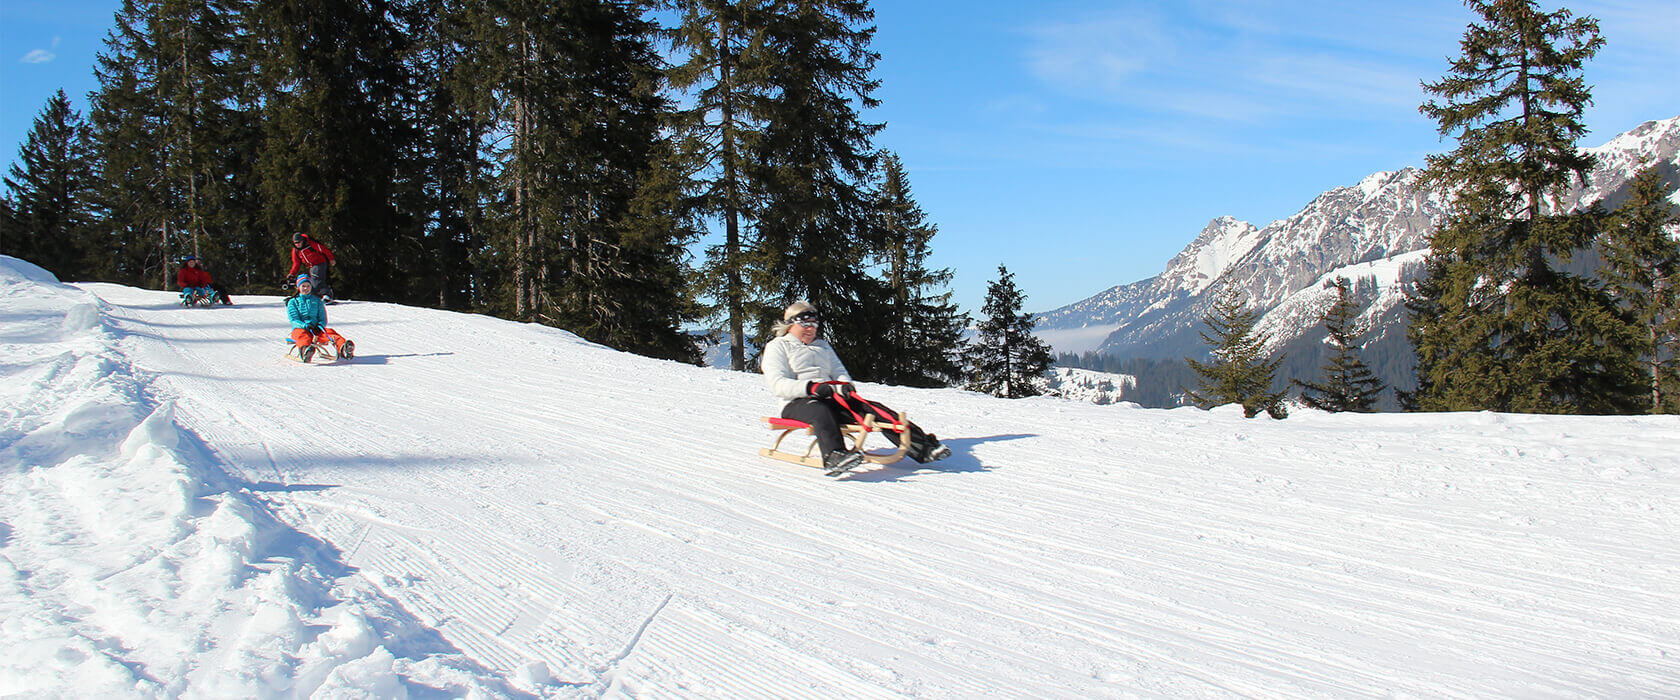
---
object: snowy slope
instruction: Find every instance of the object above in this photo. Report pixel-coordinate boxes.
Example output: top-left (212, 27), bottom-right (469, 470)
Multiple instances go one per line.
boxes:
top-left (3, 256), bottom-right (1678, 698)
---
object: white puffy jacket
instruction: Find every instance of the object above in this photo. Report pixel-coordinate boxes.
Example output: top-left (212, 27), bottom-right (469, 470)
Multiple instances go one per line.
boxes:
top-left (762, 333), bottom-right (853, 407)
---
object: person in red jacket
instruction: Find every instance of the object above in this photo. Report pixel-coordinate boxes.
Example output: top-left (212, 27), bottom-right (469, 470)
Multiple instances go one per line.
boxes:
top-left (287, 233), bottom-right (336, 301)
top-left (175, 255), bottom-right (232, 305)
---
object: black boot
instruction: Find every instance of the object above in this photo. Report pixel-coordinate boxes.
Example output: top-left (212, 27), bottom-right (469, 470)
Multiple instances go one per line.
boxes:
top-left (910, 434), bottom-right (951, 463)
top-left (822, 450), bottom-right (864, 476)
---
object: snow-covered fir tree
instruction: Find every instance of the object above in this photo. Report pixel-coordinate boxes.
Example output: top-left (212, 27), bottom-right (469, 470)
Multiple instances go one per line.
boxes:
top-left (1186, 286), bottom-right (1287, 418)
top-left (1598, 163), bottom-right (1680, 413)
top-left (871, 152), bottom-right (967, 387)
top-left (966, 265), bottom-right (1052, 398)
top-left (1293, 277), bottom-right (1386, 412)
top-left (1408, 0), bottom-right (1642, 414)
top-left (3, 90), bottom-right (97, 281)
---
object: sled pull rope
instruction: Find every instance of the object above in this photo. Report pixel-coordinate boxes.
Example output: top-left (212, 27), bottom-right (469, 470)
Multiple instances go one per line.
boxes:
top-left (832, 389), bottom-right (906, 433)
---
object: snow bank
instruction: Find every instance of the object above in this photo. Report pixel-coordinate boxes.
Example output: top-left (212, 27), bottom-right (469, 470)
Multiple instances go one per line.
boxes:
top-left (0, 257), bottom-right (508, 698)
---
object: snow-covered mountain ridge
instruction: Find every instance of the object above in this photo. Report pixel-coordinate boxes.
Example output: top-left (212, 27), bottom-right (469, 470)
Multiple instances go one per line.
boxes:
top-left (1036, 117), bottom-right (1680, 389)
top-left (5, 254), bottom-right (1677, 696)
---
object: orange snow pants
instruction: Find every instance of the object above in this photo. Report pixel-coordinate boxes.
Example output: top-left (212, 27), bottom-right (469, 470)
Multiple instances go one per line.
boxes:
top-left (291, 327), bottom-right (348, 352)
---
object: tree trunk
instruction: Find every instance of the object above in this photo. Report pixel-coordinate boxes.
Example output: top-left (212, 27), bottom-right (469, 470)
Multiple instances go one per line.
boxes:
top-left (719, 28), bottom-right (746, 371)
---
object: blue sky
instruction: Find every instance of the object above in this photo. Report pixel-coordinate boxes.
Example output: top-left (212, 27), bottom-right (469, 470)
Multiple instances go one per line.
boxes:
top-left (3, 0), bottom-right (1676, 314)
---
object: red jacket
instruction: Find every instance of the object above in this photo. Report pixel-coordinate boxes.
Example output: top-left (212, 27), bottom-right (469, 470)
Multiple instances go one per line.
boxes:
top-left (177, 265), bottom-right (213, 289)
top-left (289, 236), bottom-right (336, 275)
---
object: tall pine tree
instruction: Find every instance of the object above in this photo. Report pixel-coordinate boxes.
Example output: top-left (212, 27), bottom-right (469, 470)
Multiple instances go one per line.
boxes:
top-left (747, 0), bottom-right (886, 368)
top-left (1293, 277), bottom-right (1386, 412)
top-left (88, 0), bottom-right (173, 287)
top-left (966, 265), bottom-right (1052, 398)
top-left (668, 0), bottom-right (778, 370)
top-left (3, 90), bottom-right (98, 280)
top-left (1185, 286), bottom-right (1287, 418)
top-left (248, 0), bottom-right (415, 298)
top-left (1598, 163), bottom-right (1680, 413)
top-left (405, 0), bottom-right (490, 310)
top-left (871, 152), bottom-right (966, 387)
top-left (1409, 0), bottom-right (1641, 414)
top-left (83, 0), bottom-right (265, 289)
top-left (152, 0), bottom-right (250, 267)
top-left (458, 0), bottom-right (697, 360)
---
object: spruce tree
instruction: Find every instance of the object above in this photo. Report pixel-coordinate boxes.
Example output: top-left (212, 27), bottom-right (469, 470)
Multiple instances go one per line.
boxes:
top-left (966, 265), bottom-right (1053, 398)
top-left (1185, 286), bottom-right (1287, 418)
top-left (458, 0), bottom-right (697, 360)
top-left (88, 0), bottom-right (173, 287)
top-left (1409, 0), bottom-right (1642, 414)
top-left (1, 193), bottom-right (16, 247)
top-left (83, 0), bottom-right (264, 289)
top-left (1598, 164), bottom-right (1680, 413)
top-left (248, 0), bottom-right (414, 298)
top-left (3, 90), bottom-right (98, 280)
top-left (871, 153), bottom-right (966, 387)
top-left (398, 0), bottom-right (487, 310)
top-left (152, 0), bottom-right (249, 267)
top-left (668, 0), bottom-right (778, 370)
top-left (1293, 277), bottom-right (1386, 412)
top-left (747, 0), bottom-right (886, 365)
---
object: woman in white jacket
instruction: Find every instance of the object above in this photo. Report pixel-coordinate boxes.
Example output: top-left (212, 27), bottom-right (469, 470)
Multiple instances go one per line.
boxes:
top-left (762, 301), bottom-right (949, 474)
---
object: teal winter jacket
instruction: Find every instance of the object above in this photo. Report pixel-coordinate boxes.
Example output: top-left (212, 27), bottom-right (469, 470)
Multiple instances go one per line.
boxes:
top-left (287, 294), bottom-right (328, 329)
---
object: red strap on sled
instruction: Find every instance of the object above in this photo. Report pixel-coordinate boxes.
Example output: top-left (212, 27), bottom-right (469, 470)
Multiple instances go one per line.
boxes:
top-left (831, 387), bottom-right (904, 432)
top-left (830, 389), bottom-right (868, 426)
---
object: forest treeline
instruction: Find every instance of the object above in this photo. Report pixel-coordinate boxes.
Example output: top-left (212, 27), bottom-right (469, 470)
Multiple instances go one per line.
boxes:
top-left (0, 0), bottom-right (969, 382)
top-left (5, 0), bottom-right (1675, 413)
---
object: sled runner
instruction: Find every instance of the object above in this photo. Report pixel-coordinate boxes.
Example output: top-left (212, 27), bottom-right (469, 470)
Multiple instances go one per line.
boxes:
top-left (284, 337), bottom-right (355, 363)
top-left (759, 389), bottom-right (911, 470)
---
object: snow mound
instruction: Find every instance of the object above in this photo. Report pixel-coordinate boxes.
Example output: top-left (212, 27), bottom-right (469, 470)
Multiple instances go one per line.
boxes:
top-left (0, 256), bottom-right (510, 698)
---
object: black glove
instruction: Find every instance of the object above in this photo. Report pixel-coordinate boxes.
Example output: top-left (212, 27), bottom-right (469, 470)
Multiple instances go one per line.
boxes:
top-left (808, 382), bottom-right (855, 399)
top-left (308, 324), bottom-right (323, 335)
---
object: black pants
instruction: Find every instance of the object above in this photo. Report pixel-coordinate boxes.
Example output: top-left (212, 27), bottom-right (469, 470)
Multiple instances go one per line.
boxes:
top-left (210, 282), bottom-right (233, 304)
top-left (781, 396), bottom-right (929, 458)
top-left (308, 264), bottom-right (333, 299)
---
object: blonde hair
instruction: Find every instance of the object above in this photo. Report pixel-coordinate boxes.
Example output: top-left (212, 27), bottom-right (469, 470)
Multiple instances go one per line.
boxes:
top-left (773, 300), bottom-right (817, 336)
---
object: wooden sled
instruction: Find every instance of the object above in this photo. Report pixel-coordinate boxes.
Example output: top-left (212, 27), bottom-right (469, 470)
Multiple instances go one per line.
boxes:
top-left (759, 410), bottom-right (911, 470)
top-left (180, 290), bottom-right (222, 307)
top-left (285, 338), bottom-right (353, 363)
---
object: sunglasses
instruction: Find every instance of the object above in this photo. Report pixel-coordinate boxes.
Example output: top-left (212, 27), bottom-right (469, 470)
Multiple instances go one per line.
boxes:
top-left (791, 313), bottom-right (820, 328)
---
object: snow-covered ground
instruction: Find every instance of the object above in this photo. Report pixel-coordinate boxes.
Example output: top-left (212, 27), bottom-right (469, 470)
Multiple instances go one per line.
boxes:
top-left (2, 255), bottom-right (1677, 698)
top-left (1038, 367), bottom-right (1139, 406)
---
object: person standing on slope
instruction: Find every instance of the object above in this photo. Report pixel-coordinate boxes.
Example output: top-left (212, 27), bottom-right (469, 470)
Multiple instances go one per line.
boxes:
top-left (761, 300), bottom-right (950, 474)
top-left (287, 233), bottom-right (336, 301)
top-left (287, 274), bottom-right (354, 362)
top-left (175, 254), bottom-right (233, 305)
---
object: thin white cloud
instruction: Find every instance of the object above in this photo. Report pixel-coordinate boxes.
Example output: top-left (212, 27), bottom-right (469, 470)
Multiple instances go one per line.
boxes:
top-left (1021, 3), bottom-right (1440, 124)
top-left (20, 36), bottom-right (61, 65)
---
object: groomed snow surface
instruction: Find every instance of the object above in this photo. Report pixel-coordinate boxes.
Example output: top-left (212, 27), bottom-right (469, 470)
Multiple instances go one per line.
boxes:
top-left (2, 255), bottom-right (1676, 698)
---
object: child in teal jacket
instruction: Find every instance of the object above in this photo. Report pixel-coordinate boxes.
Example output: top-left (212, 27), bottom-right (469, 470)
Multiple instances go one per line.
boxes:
top-left (287, 274), bottom-right (354, 361)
